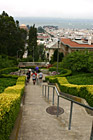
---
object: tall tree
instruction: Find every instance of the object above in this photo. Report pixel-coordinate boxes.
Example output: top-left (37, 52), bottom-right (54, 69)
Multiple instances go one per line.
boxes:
top-left (0, 11), bottom-right (26, 57)
top-left (28, 24), bottom-right (37, 57)
top-left (51, 49), bottom-right (64, 63)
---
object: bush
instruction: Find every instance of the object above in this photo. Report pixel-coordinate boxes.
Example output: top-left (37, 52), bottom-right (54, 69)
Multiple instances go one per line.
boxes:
top-left (1, 74), bottom-right (19, 79)
top-left (67, 73), bottom-right (93, 85)
top-left (0, 78), bottom-right (17, 93)
top-left (0, 94), bottom-right (21, 140)
top-left (0, 67), bottom-right (19, 76)
top-left (45, 69), bottom-right (72, 81)
top-left (61, 51), bottom-right (93, 73)
top-left (0, 76), bottom-right (26, 140)
top-left (56, 77), bottom-right (93, 107)
top-left (0, 55), bottom-right (17, 69)
top-left (49, 67), bottom-right (64, 72)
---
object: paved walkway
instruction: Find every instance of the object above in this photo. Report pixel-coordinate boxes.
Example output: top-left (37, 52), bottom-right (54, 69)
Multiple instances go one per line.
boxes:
top-left (18, 75), bottom-right (93, 140)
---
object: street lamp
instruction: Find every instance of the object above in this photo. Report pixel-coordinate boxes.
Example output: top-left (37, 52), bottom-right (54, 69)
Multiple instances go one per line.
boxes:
top-left (57, 38), bottom-right (60, 74)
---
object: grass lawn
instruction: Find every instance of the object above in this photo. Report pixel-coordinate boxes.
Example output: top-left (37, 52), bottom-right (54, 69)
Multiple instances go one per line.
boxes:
top-left (0, 78), bottom-right (17, 93)
top-left (67, 73), bottom-right (93, 85)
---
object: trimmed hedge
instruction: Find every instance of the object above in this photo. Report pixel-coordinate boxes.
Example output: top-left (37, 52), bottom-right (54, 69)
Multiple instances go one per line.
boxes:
top-left (1, 74), bottom-right (19, 79)
top-left (67, 73), bottom-right (93, 85)
top-left (0, 76), bottom-right (26, 140)
top-left (0, 67), bottom-right (19, 77)
top-left (45, 69), bottom-right (72, 81)
top-left (47, 76), bottom-right (93, 107)
top-left (0, 78), bottom-right (17, 94)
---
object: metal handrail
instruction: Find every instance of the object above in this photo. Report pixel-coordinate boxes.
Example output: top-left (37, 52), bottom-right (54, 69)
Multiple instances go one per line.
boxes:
top-left (42, 84), bottom-right (93, 139)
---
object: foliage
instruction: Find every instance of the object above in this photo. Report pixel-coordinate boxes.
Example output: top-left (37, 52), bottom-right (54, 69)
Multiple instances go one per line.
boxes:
top-left (28, 25), bottom-right (46, 62)
top-left (50, 49), bottom-right (64, 64)
top-left (36, 44), bottom-right (46, 61)
top-left (0, 55), bottom-right (18, 69)
top-left (0, 94), bottom-right (21, 140)
top-left (45, 69), bottom-right (72, 81)
top-left (0, 67), bottom-right (19, 76)
top-left (47, 76), bottom-right (93, 107)
top-left (37, 26), bottom-right (45, 33)
top-left (61, 50), bottom-right (93, 73)
top-left (49, 67), bottom-right (65, 72)
top-left (0, 76), bottom-right (26, 140)
top-left (67, 73), bottom-right (93, 85)
top-left (0, 78), bottom-right (17, 93)
top-left (0, 11), bottom-right (27, 57)
top-left (88, 52), bottom-right (93, 72)
top-left (28, 24), bottom-right (37, 56)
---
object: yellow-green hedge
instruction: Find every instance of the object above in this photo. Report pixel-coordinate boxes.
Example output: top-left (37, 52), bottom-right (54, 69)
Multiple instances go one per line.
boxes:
top-left (0, 76), bottom-right (26, 140)
top-left (47, 76), bottom-right (93, 107)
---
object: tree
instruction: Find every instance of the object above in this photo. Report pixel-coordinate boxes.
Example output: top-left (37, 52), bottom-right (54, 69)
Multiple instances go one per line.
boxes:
top-left (36, 44), bottom-right (46, 61)
top-left (61, 50), bottom-right (93, 73)
top-left (37, 26), bottom-right (45, 33)
top-left (28, 24), bottom-right (37, 59)
top-left (0, 11), bottom-right (26, 57)
top-left (50, 49), bottom-right (64, 63)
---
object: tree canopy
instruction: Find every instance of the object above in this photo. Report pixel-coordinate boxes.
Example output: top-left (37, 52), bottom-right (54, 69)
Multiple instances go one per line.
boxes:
top-left (50, 49), bottom-right (64, 63)
top-left (28, 24), bottom-right (37, 57)
top-left (0, 11), bottom-right (27, 57)
top-left (61, 50), bottom-right (93, 73)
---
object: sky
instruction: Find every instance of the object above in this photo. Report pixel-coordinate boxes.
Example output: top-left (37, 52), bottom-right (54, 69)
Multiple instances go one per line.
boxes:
top-left (0, 0), bottom-right (93, 19)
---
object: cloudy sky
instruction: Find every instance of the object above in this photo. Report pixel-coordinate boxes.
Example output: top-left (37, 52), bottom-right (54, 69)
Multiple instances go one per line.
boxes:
top-left (0, 0), bottom-right (93, 19)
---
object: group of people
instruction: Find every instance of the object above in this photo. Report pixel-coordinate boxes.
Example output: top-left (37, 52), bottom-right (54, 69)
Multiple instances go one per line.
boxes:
top-left (26, 68), bottom-right (43, 85)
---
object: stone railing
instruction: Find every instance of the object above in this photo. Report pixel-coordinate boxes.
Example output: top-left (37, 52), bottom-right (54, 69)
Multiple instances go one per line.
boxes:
top-left (18, 62), bottom-right (49, 67)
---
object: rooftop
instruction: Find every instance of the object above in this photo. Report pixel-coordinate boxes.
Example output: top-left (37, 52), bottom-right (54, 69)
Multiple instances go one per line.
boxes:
top-left (61, 38), bottom-right (93, 48)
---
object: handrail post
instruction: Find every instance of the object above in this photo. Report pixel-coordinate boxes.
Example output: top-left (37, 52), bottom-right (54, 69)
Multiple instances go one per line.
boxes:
top-left (52, 87), bottom-right (55, 105)
top-left (68, 101), bottom-right (73, 130)
top-left (57, 95), bottom-right (59, 117)
top-left (45, 85), bottom-right (46, 97)
top-left (48, 86), bottom-right (49, 101)
top-left (90, 121), bottom-right (93, 140)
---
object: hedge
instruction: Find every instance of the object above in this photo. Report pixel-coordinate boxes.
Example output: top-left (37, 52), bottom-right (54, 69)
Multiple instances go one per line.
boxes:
top-left (0, 76), bottom-right (26, 140)
top-left (1, 74), bottom-right (19, 79)
top-left (0, 67), bottom-right (19, 77)
top-left (47, 76), bottom-right (93, 107)
top-left (45, 69), bottom-right (72, 81)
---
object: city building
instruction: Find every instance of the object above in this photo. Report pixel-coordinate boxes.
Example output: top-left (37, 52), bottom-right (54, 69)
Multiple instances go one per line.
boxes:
top-left (60, 38), bottom-right (93, 56)
top-left (20, 24), bottom-right (29, 32)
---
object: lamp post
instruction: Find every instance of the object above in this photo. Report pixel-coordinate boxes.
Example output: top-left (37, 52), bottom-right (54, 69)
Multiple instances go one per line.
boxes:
top-left (57, 38), bottom-right (60, 74)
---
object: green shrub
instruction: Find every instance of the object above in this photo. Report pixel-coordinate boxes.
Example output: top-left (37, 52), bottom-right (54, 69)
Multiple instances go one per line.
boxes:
top-left (45, 69), bottom-right (72, 81)
top-left (67, 73), bottom-right (93, 85)
top-left (0, 94), bottom-right (21, 140)
top-left (0, 55), bottom-right (17, 69)
top-left (0, 78), bottom-right (17, 93)
top-left (1, 74), bottom-right (18, 79)
top-left (0, 67), bottom-right (19, 76)
top-left (61, 51), bottom-right (93, 73)
top-left (46, 76), bottom-right (93, 107)
top-left (56, 77), bottom-right (93, 107)
top-left (0, 76), bottom-right (26, 140)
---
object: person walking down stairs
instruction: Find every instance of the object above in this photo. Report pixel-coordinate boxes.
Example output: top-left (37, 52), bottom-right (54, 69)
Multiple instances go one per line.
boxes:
top-left (31, 71), bottom-right (37, 85)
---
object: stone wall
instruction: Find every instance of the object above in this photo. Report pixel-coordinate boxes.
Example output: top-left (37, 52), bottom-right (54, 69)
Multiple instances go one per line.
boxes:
top-left (18, 62), bottom-right (49, 67)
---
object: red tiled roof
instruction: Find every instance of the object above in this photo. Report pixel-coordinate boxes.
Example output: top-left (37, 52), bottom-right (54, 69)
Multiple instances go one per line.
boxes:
top-left (61, 38), bottom-right (93, 48)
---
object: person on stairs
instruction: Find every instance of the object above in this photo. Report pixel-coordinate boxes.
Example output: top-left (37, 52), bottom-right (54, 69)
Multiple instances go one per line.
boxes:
top-left (31, 71), bottom-right (37, 85)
